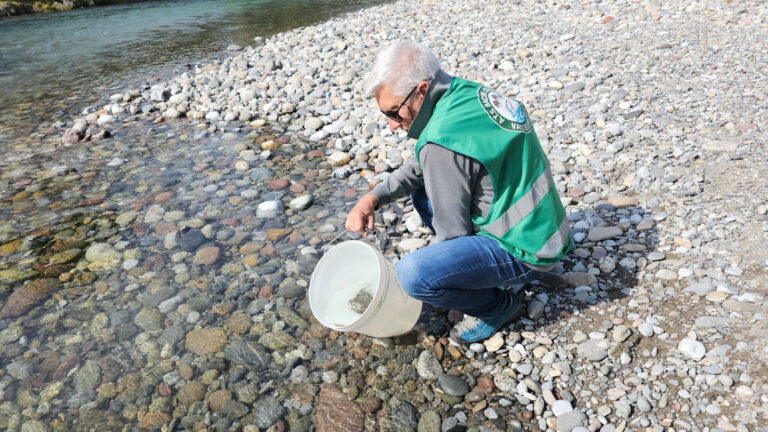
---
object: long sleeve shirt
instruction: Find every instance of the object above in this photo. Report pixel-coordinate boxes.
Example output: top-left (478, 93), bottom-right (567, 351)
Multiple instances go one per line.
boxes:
top-left (370, 69), bottom-right (553, 271)
top-left (370, 69), bottom-right (493, 243)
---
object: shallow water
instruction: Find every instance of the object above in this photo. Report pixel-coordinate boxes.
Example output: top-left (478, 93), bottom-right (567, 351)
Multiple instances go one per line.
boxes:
top-left (0, 0), bottom-right (389, 143)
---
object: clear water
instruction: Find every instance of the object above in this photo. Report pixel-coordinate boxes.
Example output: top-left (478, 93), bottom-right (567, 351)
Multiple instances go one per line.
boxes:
top-left (324, 279), bottom-right (376, 327)
top-left (0, 0), bottom-right (390, 142)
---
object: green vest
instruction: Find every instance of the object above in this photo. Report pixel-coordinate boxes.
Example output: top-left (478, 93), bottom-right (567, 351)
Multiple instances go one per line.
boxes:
top-left (415, 78), bottom-right (572, 266)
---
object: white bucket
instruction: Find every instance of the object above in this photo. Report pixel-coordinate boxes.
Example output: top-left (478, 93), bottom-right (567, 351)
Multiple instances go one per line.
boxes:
top-left (309, 240), bottom-right (422, 338)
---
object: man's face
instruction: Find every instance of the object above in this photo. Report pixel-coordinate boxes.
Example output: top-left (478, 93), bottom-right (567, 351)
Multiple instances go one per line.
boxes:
top-left (375, 83), bottom-right (427, 132)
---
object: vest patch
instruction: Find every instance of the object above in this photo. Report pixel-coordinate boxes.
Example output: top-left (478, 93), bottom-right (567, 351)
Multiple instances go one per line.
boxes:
top-left (477, 87), bottom-right (533, 133)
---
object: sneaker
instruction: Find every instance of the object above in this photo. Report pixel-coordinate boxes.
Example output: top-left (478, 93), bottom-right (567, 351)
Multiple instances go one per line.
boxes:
top-left (450, 292), bottom-right (523, 344)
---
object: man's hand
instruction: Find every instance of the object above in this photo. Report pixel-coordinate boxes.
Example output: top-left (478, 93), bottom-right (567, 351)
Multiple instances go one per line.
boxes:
top-left (345, 194), bottom-right (379, 236)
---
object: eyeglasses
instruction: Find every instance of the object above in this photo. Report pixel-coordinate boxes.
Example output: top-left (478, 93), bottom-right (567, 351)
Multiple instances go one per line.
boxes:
top-left (381, 86), bottom-right (417, 122)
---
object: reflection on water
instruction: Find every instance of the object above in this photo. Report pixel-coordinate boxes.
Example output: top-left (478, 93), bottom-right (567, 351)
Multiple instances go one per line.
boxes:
top-left (0, 0), bottom-right (389, 142)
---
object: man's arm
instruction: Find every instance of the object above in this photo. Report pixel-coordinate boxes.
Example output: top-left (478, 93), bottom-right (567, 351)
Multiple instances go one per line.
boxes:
top-left (346, 158), bottom-right (424, 235)
top-left (369, 158), bottom-right (424, 207)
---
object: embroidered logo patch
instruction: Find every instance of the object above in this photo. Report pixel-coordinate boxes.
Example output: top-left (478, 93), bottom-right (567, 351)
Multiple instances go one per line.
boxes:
top-left (477, 87), bottom-right (533, 133)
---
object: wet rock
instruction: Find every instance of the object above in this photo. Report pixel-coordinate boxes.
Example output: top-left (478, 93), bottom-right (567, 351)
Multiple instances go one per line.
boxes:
top-left (177, 228), bottom-right (206, 251)
top-left (176, 381), bottom-right (206, 406)
top-left (85, 243), bottom-right (122, 271)
top-left (134, 309), bottom-right (164, 333)
top-left (137, 410), bottom-right (170, 430)
top-left (224, 340), bottom-right (270, 370)
top-left (391, 401), bottom-right (418, 431)
top-left (7, 359), bottom-right (34, 380)
top-left (1, 278), bottom-right (61, 318)
top-left (195, 246), bottom-right (220, 265)
top-left (289, 194), bottom-right (314, 211)
top-left (257, 200), bottom-right (283, 218)
top-left (73, 361), bottom-right (102, 391)
top-left (185, 328), bottom-right (228, 355)
top-left (252, 396), bottom-right (287, 429)
top-left (258, 331), bottom-right (297, 350)
top-left (314, 384), bottom-right (364, 432)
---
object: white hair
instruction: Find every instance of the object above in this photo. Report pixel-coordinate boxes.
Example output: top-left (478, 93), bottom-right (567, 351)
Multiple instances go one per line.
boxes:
top-left (363, 41), bottom-right (441, 97)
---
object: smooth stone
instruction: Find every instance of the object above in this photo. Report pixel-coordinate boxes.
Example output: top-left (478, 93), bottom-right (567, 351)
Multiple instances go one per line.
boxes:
top-left (397, 238), bottom-right (428, 253)
top-left (484, 333), bottom-right (505, 352)
top-left (612, 325), bottom-right (632, 342)
top-left (576, 339), bottom-right (610, 361)
top-left (552, 400), bottom-right (573, 416)
top-left (195, 246), bottom-right (220, 265)
top-left (646, 251), bottom-right (666, 261)
top-left (177, 228), bottom-right (205, 251)
top-left (528, 300), bottom-right (545, 319)
top-left (257, 200), bottom-right (283, 218)
top-left (684, 279), bottom-right (714, 296)
top-left (655, 269), bottom-right (677, 280)
top-left (289, 194), bottom-right (313, 211)
top-left (566, 272), bottom-right (596, 287)
top-left (437, 374), bottom-right (469, 396)
top-left (614, 401), bottom-right (632, 418)
top-left (588, 226), bottom-right (623, 241)
top-left (557, 411), bottom-right (587, 432)
top-left (638, 323), bottom-right (654, 337)
top-left (694, 316), bottom-right (732, 329)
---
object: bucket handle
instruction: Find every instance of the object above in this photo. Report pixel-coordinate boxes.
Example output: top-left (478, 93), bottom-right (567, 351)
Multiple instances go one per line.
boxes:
top-left (326, 228), bottom-right (382, 252)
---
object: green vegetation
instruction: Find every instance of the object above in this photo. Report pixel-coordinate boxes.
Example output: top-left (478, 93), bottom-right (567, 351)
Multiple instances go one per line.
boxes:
top-left (0, 0), bottom-right (151, 16)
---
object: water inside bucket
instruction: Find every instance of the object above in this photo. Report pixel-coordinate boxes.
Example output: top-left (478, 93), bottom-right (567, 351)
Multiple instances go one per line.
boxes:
top-left (323, 277), bottom-right (377, 327)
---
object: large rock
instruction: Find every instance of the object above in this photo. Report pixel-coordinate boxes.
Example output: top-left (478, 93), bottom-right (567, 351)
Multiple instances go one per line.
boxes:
top-left (1, 278), bottom-right (61, 318)
top-left (314, 384), bottom-right (364, 432)
top-left (185, 328), bottom-right (228, 355)
top-left (224, 340), bottom-right (270, 370)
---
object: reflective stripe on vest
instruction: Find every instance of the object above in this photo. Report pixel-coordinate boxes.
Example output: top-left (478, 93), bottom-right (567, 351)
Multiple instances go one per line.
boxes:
top-left (484, 165), bottom-right (554, 238)
top-left (483, 164), bottom-right (570, 259)
top-left (535, 217), bottom-right (571, 259)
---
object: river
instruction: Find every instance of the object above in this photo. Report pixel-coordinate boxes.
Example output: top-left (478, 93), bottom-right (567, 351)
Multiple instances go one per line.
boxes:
top-left (0, 0), bottom-right (390, 144)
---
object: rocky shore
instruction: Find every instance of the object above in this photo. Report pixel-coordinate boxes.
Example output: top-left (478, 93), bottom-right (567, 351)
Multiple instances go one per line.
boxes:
top-left (1, 0), bottom-right (767, 431)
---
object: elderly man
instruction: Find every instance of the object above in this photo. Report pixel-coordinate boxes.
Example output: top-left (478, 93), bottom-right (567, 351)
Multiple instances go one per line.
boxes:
top-left (345, 41), bottom-right (572, 343)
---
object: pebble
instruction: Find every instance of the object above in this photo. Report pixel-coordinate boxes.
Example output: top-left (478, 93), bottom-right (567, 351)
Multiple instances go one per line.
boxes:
top-left (638, 323), bottom-right (654, 338)
top-left (437, 374), bottom-right (469, 396)
top-left (678, 338), bottom-right (706, 361)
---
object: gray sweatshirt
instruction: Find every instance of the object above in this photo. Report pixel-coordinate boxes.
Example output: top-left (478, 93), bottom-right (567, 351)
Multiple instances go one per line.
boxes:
top-left (370, 69), bottom-right (553, 271)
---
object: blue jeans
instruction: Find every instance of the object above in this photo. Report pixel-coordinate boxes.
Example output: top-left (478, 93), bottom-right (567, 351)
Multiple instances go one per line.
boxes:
top-left (396, 189), bottom-right (539, 320)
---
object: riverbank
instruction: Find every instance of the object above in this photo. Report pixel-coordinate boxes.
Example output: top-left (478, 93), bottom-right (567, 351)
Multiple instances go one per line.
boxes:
top-left (0, 0), bottom-right (150, 16)
top-left (1, 0), bottom-right (767, 431)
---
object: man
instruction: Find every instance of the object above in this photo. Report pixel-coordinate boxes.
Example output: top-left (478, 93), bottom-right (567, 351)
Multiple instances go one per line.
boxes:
top-left (345, 41), bottom-right (572, 343)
